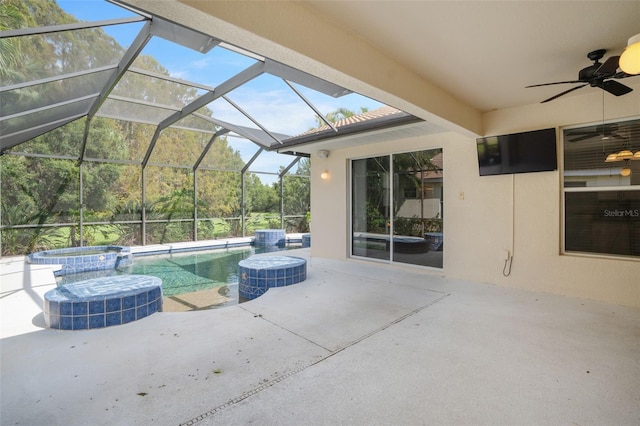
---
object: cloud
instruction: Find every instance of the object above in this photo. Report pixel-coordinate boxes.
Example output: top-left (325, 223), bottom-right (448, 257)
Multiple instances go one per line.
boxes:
top-left (188, 57), bottom-right (211, 69)
top-left (169, 70), bottom-right (189, 80)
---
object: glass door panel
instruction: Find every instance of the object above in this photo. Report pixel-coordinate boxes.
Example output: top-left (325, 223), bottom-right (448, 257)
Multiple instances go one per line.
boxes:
top-left (351, 156), bottom-right (391, 261)
top-left (392, 149), bottom-right (443, 268)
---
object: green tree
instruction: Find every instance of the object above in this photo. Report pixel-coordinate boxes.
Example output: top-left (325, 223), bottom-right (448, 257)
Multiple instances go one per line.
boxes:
top-left (274, 158), bottom-right (310, 232)
top-left (0, 0), bottom-right (35, 83)
top-left (281, 158), bottom-right (310, 215)
top-left (313, 106), bottom-right (369, 128)
top-left (1, 0), bottom-right (301, 253)
top-left (245, 173), bottom-right (278, 213)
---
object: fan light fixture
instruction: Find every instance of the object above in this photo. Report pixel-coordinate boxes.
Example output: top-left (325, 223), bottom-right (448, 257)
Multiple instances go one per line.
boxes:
top-left (606, 150), bottom-right (639, 162)
top-left (620, 33), bottom-right (640, 75)
top-left (605, 144), bottom-right (639, 177)
top-left (605, 153), bottom-right (620, 162)
top-left (617, 149), bottom-right (634, 160)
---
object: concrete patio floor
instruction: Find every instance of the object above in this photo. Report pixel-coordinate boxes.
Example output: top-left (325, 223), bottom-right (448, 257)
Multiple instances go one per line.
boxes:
top-left (1, 248), bottom-right (639, 425)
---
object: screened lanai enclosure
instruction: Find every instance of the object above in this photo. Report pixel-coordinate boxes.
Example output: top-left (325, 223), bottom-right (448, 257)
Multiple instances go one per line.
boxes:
top-left (0, 0), bottom-right (412, 256)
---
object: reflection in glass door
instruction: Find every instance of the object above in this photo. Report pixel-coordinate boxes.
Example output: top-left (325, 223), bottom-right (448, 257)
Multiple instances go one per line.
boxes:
top-left (351, 156), bottom-right (390, 260)
top-left (351, 149), bottom-right (443, 268)
top-left (392, 150), bottom-right (443, 267)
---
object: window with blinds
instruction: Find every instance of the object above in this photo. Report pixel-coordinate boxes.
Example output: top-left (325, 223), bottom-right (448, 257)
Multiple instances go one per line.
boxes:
top-left (563, 118), bottom-right (640, 258)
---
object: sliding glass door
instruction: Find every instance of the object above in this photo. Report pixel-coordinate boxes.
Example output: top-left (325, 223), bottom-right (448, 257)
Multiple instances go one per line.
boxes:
top-left (351, 149), bottom-right (443, 268)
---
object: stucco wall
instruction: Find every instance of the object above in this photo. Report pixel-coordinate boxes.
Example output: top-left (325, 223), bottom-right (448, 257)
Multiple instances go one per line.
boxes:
top-left (311, 88), bottom-right (640, 307)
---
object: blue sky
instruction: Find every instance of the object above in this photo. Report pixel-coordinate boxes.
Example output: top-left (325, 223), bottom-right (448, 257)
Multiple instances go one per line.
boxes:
top-left (57, 0), bottom-right (383, 181)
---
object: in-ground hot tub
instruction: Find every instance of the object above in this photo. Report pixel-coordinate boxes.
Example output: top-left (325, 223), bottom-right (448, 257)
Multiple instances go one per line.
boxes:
top-left (238, 255), bottom-right (307, 300)
top-left (44, 275), bottom-right (163, 330)
top-left (28, 245), bottom-right (132, 276)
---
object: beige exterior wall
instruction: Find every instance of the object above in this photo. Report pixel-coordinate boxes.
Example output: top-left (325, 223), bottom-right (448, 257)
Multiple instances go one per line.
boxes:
top-left (311, 87), bottom-right (640, 307)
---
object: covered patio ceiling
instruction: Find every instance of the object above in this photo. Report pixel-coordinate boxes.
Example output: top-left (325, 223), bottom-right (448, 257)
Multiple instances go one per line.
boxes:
top-left (0, 0), bottom-right (426, 161)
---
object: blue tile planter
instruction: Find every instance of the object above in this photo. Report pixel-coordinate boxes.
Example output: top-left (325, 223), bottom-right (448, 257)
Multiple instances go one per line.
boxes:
top-left (28, 245), bottom-right (132, 276)
top-left (387, 236), bottom-right (429, 254)
top-left (44, 275), bottom-right (162, 330)
top-left (302, 233), bottom-right (311, 248)
top-left (424, 232), bottom-right (444, 251)
top-left (238, 255), bottom-right (307, 300)
top-left (254, 229), bottom-right (286, 247)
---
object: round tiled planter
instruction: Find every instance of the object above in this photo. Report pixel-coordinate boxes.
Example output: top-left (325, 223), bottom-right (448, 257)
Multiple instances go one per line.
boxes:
top-left (238, 255), bottom-right (307, 300)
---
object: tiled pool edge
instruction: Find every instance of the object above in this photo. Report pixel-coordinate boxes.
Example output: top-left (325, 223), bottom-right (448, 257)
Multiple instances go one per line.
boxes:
top-left (131, 234), bottom-right (306, 257)
top-left (28, 246), bottom-right (132, 276)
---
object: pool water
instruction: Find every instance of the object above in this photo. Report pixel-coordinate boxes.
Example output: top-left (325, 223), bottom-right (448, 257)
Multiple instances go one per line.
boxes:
top-left (57, 246), bottom-right (294, 310)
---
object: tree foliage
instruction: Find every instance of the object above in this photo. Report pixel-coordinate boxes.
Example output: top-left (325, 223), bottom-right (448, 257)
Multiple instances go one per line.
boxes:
top-left (0, 0), bottom-right (311, 255)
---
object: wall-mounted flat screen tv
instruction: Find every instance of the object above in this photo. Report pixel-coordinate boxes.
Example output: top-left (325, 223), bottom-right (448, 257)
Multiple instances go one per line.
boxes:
top-left (476, 128), bottom-right (557, 176)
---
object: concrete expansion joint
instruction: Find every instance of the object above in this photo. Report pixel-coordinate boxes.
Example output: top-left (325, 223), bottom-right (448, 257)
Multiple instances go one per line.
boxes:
top-left (239, 305), bottom-right (332, 352)
top-left (180, 293), bottom-right (449, 425)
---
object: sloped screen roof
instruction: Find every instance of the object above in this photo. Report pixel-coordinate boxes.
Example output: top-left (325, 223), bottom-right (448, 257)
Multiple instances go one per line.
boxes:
top-left (0, 0), bottom-right (414, 161)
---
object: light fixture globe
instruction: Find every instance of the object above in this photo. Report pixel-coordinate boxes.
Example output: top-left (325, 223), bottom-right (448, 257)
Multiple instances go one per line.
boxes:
top-left (621, 167), bottom-right (632, 177)
top-left (605, 153), bottom-right (620, 162)
top-left (617, 149), bottom-right (634, 160)
top-left (620, 33), bottom-right (640, 75)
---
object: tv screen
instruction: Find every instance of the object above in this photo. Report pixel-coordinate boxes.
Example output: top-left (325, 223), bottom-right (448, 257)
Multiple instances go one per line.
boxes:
top-left (476, 128), bottom-right (557, 176)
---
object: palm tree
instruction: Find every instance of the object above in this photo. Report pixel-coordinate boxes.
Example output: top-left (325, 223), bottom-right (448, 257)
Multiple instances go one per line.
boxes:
top-left (0, 0), bottom-right (31, 84)
top-left (313, 106), bottom-right (370, 128)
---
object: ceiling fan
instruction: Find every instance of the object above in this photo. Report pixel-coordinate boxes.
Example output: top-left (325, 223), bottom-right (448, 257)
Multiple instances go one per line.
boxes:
top-left (565, 123), bottom-right (625, 143)
top-left (526, 49), bottom-right (636, 103)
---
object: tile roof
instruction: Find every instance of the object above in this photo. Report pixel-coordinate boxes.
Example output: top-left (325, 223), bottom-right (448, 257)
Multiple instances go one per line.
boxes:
top-left (295, 106), bottom-right (405, 137)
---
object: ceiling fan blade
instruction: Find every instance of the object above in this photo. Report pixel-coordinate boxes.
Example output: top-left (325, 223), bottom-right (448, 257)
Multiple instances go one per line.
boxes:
top-left (569, 134), bottom-right (597, 143)
top-left (595, 56), bottom-right (619, 75)
top-left (526, 80), bottom-right (583, 88)
top-left (567, 124), bottom-right (618, 136)
top-left (566, 123), bottom-right (622, 142)
top-left (540, 84), bottom-right (587, 103)
top-left (611, 132), bottom-right (625, 140)
top-left (612, 71), bottom-right (639, 79)
top-left (600, 80), bottom-right (633, 96)
top-left (565, 130), bottom-right (593, 137)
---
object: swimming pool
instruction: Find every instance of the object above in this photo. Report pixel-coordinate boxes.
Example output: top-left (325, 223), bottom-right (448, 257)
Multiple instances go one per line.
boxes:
top-left (57, 246), bottom-right (295, 311)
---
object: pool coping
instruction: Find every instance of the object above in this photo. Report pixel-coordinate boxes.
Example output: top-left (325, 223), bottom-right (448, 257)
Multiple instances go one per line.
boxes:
top-left (130, 233), bottom-right (307, 257)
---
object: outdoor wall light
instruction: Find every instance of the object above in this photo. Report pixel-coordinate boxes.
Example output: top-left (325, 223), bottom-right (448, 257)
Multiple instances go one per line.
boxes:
top-left (620, 33), bottom-right (640, 75)
top-left (320, 170), bottom-right (330, 180)
top-left (317, 150), bottom-right (330, 159)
